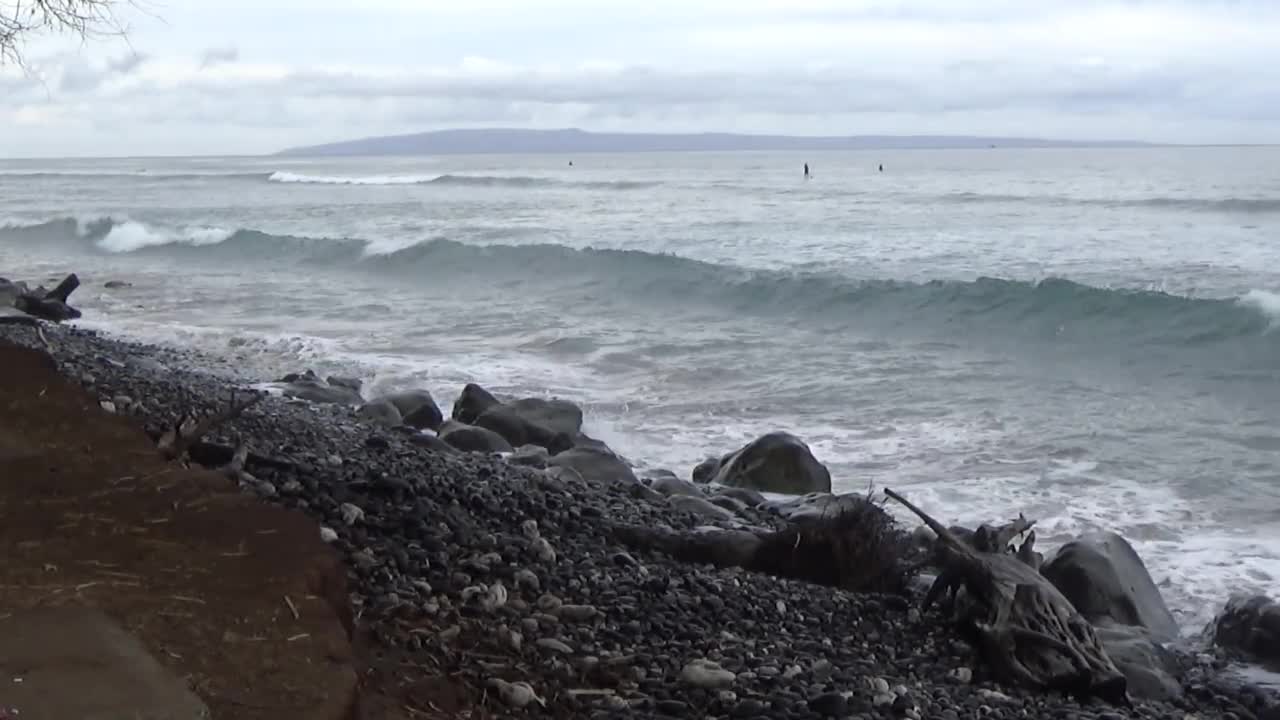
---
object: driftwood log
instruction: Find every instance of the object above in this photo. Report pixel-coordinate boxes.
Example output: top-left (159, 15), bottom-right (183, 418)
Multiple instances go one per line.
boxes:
top-left (613, 496), bottom-right (917, 595)
top-left (12, 273), bottom-right (83, 323)
top-left (156, 390), bottom-right (263, 463)
top-left (884, 488), bottom-right (1129, 703)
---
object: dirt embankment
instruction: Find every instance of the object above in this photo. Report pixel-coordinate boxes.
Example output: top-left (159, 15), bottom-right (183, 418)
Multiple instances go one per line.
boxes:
top-left (0, 342), bottom-right (360, 719)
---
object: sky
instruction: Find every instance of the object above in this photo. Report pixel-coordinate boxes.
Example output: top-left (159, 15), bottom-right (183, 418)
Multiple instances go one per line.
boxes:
top-left (1, 0), bottom-right (1279, 157)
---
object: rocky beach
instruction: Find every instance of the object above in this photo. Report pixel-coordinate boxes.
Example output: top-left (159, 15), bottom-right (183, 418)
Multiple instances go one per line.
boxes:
top-left (2, 278), bottom-right (1279, 719)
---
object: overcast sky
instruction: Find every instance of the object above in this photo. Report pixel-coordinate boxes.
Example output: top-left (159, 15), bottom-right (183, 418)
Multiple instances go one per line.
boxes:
top-left (2, 0), bottom-right (1278, 157)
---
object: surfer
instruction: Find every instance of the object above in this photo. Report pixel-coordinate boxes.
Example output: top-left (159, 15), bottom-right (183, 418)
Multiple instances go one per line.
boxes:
top-left (804, 163), bottom-right (810, 179)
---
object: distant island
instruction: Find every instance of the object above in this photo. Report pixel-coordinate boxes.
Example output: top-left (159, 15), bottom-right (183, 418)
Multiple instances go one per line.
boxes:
top-left (275, 128), bottom-right (1152, 157)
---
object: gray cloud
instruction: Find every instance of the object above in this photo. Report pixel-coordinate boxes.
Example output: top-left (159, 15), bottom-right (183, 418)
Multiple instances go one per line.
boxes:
top-left (199, 46), bottom-right (240, 68)
top-left (3, 0), bottom-right (1280, 156)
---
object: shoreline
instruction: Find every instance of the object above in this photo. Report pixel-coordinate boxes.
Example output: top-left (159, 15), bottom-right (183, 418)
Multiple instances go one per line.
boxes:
top-left (1, 319), bottom-right (1277, 718)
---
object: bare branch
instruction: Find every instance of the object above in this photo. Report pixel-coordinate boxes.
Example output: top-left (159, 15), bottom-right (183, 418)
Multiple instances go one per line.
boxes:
top-left (1, 0), bottom-right (142, 68)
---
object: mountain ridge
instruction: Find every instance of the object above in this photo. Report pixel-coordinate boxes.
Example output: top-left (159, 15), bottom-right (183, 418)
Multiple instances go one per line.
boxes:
top-left (275, 127), bottom-right (1154, 156)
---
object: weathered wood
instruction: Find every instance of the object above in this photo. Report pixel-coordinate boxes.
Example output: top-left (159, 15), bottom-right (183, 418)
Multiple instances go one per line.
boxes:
top-left (884, 488), bottom-right (1129, 703)
top-left (613, 496), bottom-right (916, 595)
top-left (46, 273), bottom-right (80, 304)
top-left (157, 391), bottom-right (263, 462)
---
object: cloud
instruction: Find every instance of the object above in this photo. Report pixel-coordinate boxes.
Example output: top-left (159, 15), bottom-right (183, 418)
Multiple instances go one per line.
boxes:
top-left (2, 0), bottom-right (1280, 156)
top-left (199, 46), bottom-right (239, 68)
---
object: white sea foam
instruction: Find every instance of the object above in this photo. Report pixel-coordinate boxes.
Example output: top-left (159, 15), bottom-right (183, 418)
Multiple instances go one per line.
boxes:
top-left (96, 220), bottom-right (234, 252)
top-left (1238, 289), bottom-right (1280, 324)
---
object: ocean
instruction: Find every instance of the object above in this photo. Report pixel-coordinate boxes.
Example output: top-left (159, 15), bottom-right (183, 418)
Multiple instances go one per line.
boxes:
top-left (2, 147), bottom-right (1278, 635)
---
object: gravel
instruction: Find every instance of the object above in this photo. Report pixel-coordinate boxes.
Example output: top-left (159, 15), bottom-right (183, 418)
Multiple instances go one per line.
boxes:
top-left (2, 322), bottom-right (1274, 720)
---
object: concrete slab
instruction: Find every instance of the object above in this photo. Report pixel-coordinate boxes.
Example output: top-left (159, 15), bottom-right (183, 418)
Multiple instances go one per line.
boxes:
top-left (0, 607), bottom-right (209, 720)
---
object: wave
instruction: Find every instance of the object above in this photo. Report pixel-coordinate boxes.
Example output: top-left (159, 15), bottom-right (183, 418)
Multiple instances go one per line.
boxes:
top-left (939, 192), bottom-right (1280, 214)
top-left (0, 170), bottom-right (269, 181)
top-left (266, 171), bottom-right (659, 190)
top-left (4, 215), bottom-right (1279, 351)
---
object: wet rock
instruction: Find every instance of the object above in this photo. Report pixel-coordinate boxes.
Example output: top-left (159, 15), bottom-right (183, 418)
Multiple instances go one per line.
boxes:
top-left (680, 659), bottom-right (735, 689)
top-left (1211, 593), bottom-right (1280, 664)
top-left (709, 432), bottom-right (831, 495)
top-left (437, 420), bottom-right (513, 453)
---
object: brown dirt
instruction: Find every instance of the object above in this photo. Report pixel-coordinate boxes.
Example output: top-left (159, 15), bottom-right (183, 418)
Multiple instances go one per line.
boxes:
top-left (0, 342), bottom-right (478, 720)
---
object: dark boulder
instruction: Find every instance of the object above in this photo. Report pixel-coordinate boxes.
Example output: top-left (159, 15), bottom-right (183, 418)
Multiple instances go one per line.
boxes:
top-left (1095, 624), bottom-right (1182, 701)
top-left (437, 420), bottom-right (513, 454)
top-left (548, 446), bottom-right (637, 486)
top-left (452, 383), bottom-right (502, 424)
top-left (691, 455), bottom-right (723, 484)
top-left (281, 377), bottom-right (363, 405)
top-left (710, 432), bottom-right (831, 495)
top-left (667, 495), bottom-right (736, 522)
top-left (503, 397), bottom-right (583, 437)
top-left (103, 280), bottom-right (133, 289)
top-left (1042, 531), bottom-right (1179, 642)
top-left (326, 375), bottom-right (363, 393)
top-left (357, 398), bottom-right (403, 427)
top-left (475, 404), bottom-right (572, 454)
top-left (646, 472), bottom-right (704, 498)
top-left (571, 432), bottom-right (616, 455)
top-left (379, 390), bottom-right (443, 431)
top-left (405, 432), bottom-right (458, 455)
top-left (712, 487), bottom-right (767, 508)
top-left (1211, 594), bottom-right (1280, 665)
top-left (508, 444), bottom-right (550, 468)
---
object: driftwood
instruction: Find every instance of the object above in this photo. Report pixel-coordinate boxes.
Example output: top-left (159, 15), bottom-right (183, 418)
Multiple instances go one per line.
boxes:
top-left (157, 390), bottom-right (263, 462)
top-left (884, 488), bottom-right (1129, 703)
top-left (12, 273), bottom-right (82, 323)
top-left (613, 496), bottom-right (917, 595)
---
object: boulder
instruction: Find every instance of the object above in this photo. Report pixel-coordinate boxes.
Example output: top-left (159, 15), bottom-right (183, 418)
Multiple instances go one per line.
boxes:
top-left (709, 495), bottom-right (750, 514)
top-left (572, 432), bottom-right (616, 455)
top-left (1210, 594), bottom-right (1280, 664)
top-left (1041, 531), bottom-right (1179, 642)
top-left (282, 378), bottom-right (363, 405)
top-left (438, 420), bottom-right (513, 454)
top-left (103, 280), bottom-right (133, 289)
top-left (764, 493), bottom-right (871, 523)
top-left (379, 390), bottom-right (443, 430)
top-left (357, 399), bottom-right (403, 427)
top-left (712, 487), bottom-right (767, 508)
top-left (504, 397), bottom-right (583, 437)
top-left (475, 404), bottom-right (572, 454)
top-left (327, 375), bottom-right (363, 393)
top-left (691, 455), bottom-right (723, 484)
top-left (508, 444), bottom-right (550, 468)
top-left (1095, 624), bottom-right (1183, 701)
top-left (548, 446), bottom-right (637, 486)
top-left (452, 383), bottom-right (502, 424)
top-left (709, 432), bottom-right (831, 495)
top-left (406, 432), bottom-right (459, 455)
top-left (668, 495), bottom-right (736, 522)
top-left (646, 472), bottom-right (704, 498)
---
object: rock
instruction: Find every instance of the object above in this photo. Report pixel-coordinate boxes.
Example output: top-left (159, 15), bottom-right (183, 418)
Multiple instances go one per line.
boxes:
top-left (437, 420), bottom-right (513, 453)
top-left (709, 432), bottom-right (832, 495)
top-left (691, 455), bottom-right (723, 484)
top-left (556, 604), bottom-right (598, 622)
top-left (713, 487), bottom-right (767, 507)
top-left (502, 396), bottom-right (584, 437)
top-left (378, 390), bottom-right (443, 430)
top-left (679, 659), bottom-right (735, 689)
top-left (808, 692), bottom-right (848, 716)
top-left (708, 495), bottom-right (750, 514)
top-left (548, 446), bottom-right (637, 486)
top-left (535, 638), bottom-right (574, 654)
top-left (1041, 530), bottom-right (1179, 642)
top-left (949, 667), bottom-right (973, 684)
top-left (1095, 624), bottom-right (1183, 701)
top-left (762, 492), bottom-right (867, 522)
top-left (406, 431), bottom-right (459, 455)
top-left (452, 383), bottom-right (502, 423)
top-left (326, 375), bottom-right (363, 393)
top-left (531, 538), bottom-right (556, 563)
top-left (319, 527), bottom-right (338, 543)
top-left (281, 377), bottom-right (363, 405)
top-left (339, 503), bottom-right (364, 526)
top-left (103, 280), bottom-right (132, 289)
top-left (508, 444), bottom-right (550, 468)
top-left (99, 400), bottom-right (117, 413)
top-left (357, 398), bottom-right (403, 427)
top-left (476, 405), bottom-right (572, 454)
top-left (667, 494), bottom-right (736, 521)
top-left (488, 679), bottom-right (543, 708)
top-left (647, 473), bottom-right (704, 497)
top-left (1210, 594), bottom-right (1280, 664)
